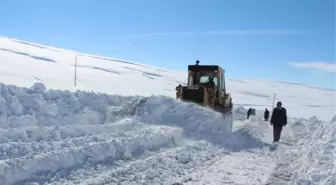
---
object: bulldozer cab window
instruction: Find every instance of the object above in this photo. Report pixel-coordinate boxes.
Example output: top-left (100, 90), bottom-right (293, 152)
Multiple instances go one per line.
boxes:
top-left (220, 74), bottom-right (225, 89)
top-left (188, 76), bottom-right (194, 85)
top-left (188, 72), bottom-right (198, 85)
top-left (200, 76), bottom-right (218, 86)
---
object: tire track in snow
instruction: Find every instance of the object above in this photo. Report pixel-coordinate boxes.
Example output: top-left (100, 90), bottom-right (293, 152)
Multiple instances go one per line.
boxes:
top-left (48, 140), bottom-right (224, 185)
top-left (264, 150), bottom-right (296, 185)
top-left (0, 119), bottom-right (145, 160)
top-left (1, 125), bottom-right (183, 185)
top-left (182, 150), bottom-right (274, 185)
top-left (264, 121), bottom-right (297, 185)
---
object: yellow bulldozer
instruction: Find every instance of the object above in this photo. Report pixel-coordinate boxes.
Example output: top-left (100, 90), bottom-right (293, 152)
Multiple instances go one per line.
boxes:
top-left (175, 60), bottom-right (233, 115)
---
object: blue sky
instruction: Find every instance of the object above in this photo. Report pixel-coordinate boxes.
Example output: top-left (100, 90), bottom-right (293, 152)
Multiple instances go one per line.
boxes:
top-left (1, 0), bottom-right (335, 89)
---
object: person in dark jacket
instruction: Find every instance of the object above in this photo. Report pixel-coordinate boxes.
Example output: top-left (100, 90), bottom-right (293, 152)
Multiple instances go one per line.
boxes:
top-left (270, 101), bottom-right (287, 143)
top-left (264, 108), bottom-right (269, 121)
top-left (247, 108), bottom-right (252, 119)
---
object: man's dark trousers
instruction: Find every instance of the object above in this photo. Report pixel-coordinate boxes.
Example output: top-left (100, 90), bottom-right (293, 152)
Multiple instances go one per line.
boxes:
top-left (273, 125), bottom-right (283, 142)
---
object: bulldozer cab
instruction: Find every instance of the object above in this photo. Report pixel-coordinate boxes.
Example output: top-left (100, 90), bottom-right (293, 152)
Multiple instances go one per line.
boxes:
top-left (187, 60), bottom-right (227, 95)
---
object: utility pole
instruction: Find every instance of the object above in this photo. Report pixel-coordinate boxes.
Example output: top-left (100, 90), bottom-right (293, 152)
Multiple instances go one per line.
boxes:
top-left (74, 56), bottom-right (77, 86)
top-left (272, 93), bottom-right (277, 111)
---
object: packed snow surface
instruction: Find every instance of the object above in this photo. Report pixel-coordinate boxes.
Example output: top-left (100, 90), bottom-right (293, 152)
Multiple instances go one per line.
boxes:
top-left (0, 36), bottom-right (335, 120)
top-left (0, 37), bottom-right (335, 184)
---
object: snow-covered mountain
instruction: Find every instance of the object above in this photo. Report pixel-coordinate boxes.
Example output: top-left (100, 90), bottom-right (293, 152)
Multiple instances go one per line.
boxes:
top-left (0, 36), bottom-right (335, 185)
top-left (0, 37), bottom-right (334, 120)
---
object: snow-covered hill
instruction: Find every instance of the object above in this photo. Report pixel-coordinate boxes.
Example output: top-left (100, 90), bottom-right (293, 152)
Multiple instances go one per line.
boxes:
top-left (0, 36), bottom-right (335, 120)
top-left (0, 36), bottom-right (335, 185)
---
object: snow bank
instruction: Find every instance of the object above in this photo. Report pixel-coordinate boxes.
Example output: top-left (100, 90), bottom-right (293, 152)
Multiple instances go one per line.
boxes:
top-left (0, 83), bottom-right (233, 137)
top-left (0, 82), bottom-right (235, 185)
top-left (0, 83), bottom-right (185, 184)
top-left (232, 105), bottom-right (248, 120)
top-left (136, 95), bottom-right (233, 139)
top-left (287, 115), bottom-right (336, 185)
top-left (0, 82), bottom-right (144, 129)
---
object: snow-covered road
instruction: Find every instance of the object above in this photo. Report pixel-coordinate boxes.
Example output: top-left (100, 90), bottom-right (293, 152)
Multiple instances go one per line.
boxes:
top-left (0, 83), bottom-right (334, 185)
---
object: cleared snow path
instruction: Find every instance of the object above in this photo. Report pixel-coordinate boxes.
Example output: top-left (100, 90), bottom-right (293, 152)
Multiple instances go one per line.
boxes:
top-left (172, 116), bottom-right (280, 185)
top-left (181, 150), bottom-right (274, 185)
top-left (264, 122), bottom-right (297, 185)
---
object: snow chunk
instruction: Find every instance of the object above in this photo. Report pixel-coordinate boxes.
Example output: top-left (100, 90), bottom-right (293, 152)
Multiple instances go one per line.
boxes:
top-left (31, 82), bottom-right (46, 94)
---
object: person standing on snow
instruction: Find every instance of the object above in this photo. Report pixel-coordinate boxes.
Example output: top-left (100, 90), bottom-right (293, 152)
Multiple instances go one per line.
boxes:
top-left (247, 107), bottom-right (252, 119)
top-left (264, 108), bottom-right (269, 121)
top-left (270, 101), bottom-right (287, 143)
